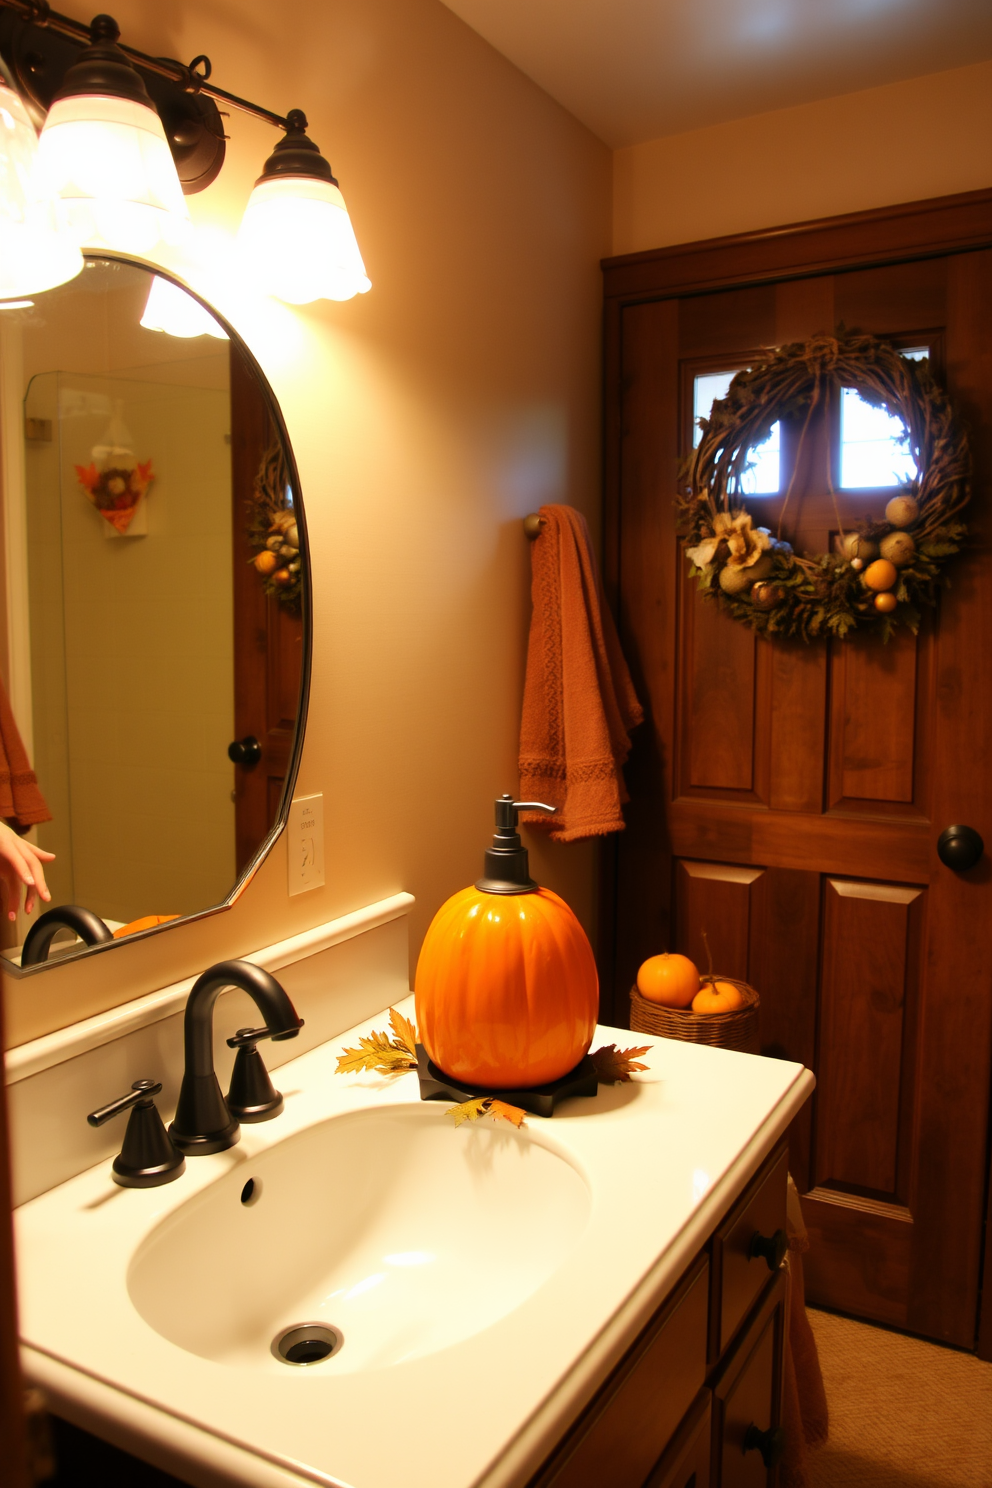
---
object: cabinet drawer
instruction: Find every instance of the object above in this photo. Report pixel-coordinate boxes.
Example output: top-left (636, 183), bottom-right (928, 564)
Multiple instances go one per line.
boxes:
top-left (712, 1269), bottom-right (787, 1488)
top-left (644, 1389), bottom-right (711, 1488)
top-left (533, 1255), bottom-right (709, 1488)
top-left (711, 1144), bottom-right (788, 1359)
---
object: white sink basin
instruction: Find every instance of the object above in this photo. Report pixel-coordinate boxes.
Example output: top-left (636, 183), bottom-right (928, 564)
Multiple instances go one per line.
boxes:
top-left (127, 1103), bottom-right (590, 1373)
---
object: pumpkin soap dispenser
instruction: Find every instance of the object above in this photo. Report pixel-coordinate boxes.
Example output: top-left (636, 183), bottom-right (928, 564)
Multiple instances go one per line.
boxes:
top-left (415, 795), bottom-right (599, 1089)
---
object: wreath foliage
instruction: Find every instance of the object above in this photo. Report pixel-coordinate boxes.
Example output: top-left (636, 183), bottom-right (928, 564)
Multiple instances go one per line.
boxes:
top-left (246, 439), bottom-right (302, 615)
top-left (677, 330), bottom-right (970, 641)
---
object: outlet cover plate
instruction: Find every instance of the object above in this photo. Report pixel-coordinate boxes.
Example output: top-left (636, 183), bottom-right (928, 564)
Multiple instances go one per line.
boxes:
top-left (288, 794), bottom-right (324, 896)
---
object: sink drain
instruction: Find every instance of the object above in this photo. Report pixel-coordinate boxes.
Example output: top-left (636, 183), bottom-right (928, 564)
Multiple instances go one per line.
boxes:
top-left (272, 1323), bottom-right (343, 1366)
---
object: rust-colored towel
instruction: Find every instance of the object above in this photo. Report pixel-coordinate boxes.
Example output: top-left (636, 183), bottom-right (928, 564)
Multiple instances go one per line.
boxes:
top-left (0, 680), bottom-right (50, 831)
top-left (518, 505), bottom-right (643, 842)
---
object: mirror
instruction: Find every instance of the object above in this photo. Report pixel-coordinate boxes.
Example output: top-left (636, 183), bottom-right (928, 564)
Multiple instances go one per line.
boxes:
top-left (0, 256), bottom-right (309, 973)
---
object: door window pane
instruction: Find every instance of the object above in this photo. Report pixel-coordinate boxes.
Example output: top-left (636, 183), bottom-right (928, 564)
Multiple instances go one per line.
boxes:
top-left (839, 347), bottom-right (928, 489)
top-left (693, 369), bottom-right (779, 495)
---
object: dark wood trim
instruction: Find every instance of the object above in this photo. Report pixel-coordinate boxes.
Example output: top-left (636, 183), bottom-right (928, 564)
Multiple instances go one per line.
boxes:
top-left (1, 984), bottom-right (28, 1488)
top-left (602, 189), bottom-right (992, 304)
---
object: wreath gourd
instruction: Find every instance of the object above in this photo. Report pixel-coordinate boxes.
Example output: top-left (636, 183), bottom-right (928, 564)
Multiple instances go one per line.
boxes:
top-left (678, 330), bottom-right (971, 641)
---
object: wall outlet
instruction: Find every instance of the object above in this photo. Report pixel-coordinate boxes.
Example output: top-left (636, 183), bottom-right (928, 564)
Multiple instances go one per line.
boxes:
top-left (288, 794), bottom-right (325, 895)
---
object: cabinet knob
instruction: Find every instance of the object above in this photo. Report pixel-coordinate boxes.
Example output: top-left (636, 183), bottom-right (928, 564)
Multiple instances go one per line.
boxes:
top-left (228, 735), bottom-right (262, 767)
top-left (936, 825), bottom-right (984, 872)
top-left (743, 1423), bottom-right (785, 1469)
top-left (749, 1227), bottom-right (787, 1271)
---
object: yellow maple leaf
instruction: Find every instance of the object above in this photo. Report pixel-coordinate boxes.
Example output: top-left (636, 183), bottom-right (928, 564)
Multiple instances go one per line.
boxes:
top-left (389, 1006), bottom-right (418, 1059)
top-left (590, 1043), bottom-right (651, 1084)
top-left (336, 1029), bottom-right (417, 1076)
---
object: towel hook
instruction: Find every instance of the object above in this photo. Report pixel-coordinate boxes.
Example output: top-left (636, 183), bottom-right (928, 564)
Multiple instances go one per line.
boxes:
top-left (523, 513), bottom-right (545, 539)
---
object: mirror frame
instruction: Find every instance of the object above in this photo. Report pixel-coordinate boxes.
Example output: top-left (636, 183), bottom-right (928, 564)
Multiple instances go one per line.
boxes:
top-left (4, 253), bottom-right (313, 976)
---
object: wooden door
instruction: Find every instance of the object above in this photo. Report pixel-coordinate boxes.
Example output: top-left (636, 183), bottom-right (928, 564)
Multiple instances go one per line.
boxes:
top-left (229, 348), bottom-right (304, 875)
top-left (602, 193), bottom-right (992, 1349)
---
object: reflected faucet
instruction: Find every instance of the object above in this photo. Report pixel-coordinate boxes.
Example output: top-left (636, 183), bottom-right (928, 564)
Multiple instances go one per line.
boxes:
top-left (21, 905), bottom-right (114, 966)
top-left (169, 959), bottom-right (303, 1156)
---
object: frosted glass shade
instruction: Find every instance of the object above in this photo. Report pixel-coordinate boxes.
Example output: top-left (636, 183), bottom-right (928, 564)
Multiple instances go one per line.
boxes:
top-left (0, 81), bottom-right (82, 298)
top-left (237, 176), bottom-right (371, 304)
top-left (140, 275), bottom-right (228, 339)
top-left (34, 93), bottom-right (189, 254)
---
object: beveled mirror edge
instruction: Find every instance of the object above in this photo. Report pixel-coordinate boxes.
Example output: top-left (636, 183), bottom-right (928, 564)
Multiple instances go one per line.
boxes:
top-left (3, 253), bottom-right (313, 978)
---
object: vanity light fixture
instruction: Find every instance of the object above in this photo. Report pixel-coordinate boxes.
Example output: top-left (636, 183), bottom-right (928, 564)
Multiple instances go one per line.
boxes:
top-left (31, 13), bottom-right (189, 253)
top-left (0, 74), bottom-right (82, 297)
top-left (0, 2), bottom-right (371, 304)
top-left (237, 110), bottom-right (370, 305)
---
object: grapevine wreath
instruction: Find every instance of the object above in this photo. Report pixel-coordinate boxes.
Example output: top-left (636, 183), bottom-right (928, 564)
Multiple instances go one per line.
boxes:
top-left (677, 330), bottom-right (971, 641)
top-left (246, 438), bottom-right (302, 614)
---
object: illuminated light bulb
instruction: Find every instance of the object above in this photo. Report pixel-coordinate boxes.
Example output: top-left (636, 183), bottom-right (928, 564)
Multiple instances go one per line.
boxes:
top-left (32, 15), bottom-right (189, 255)
top-left (237, 109), bottom-right (370, 305)
top-left (140, 274), bottom-right (228, 339)
top-left (0, 80), bottom-right (82, 299)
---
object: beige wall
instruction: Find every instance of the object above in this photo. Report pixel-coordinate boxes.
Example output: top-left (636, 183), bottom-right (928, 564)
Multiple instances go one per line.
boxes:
top-left (5, 0), bottom-right (611, 1044)
top-left (613, 61), bottom-right (992, 256)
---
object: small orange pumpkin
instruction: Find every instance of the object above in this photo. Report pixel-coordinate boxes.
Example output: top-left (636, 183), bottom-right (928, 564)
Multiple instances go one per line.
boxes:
top-left (637, 953), bottom-right (700, 1008)
top-left (415, 884), bottom-right (599, 1089)
top-left (691, 979), bottom-right (744, 1014)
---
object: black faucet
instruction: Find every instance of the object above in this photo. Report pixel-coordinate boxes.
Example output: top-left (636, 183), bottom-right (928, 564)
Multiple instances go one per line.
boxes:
top-left (21, 905), bottom-right (114, 965)
top-left (168, 959), bottom-right (303, 1156)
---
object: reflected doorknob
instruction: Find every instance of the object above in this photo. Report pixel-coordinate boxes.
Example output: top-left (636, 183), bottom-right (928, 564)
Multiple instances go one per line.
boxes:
top-left (937, 825), bottom-right (984, 872)
top-left (228, 735), bottom-right (262, 767)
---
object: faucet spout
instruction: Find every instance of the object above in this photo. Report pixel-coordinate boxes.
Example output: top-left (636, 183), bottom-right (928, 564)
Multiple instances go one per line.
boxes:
top-left (169, 959), bottom-right (303, 1155)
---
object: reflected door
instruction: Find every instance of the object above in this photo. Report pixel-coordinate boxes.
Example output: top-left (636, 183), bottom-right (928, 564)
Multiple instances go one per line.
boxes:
top-left (230, 348), bottom-right (303, 874)
top-left (606, 245), bottom-right (992, 1347)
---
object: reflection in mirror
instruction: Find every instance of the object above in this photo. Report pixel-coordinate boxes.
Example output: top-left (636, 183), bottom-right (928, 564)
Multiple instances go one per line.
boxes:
top-left (0, 258), bottom-right (308, 972)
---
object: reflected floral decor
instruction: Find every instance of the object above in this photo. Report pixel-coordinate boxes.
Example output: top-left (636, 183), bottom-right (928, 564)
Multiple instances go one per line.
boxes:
top-left (247, 439), bottom-right (301, 613)
top-left (74, 457), bottom-right (154, 534)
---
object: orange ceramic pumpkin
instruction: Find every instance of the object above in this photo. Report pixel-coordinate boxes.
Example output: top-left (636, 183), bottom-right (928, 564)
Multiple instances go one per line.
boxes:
top-left (415, 884), bottom-right (599, 1088)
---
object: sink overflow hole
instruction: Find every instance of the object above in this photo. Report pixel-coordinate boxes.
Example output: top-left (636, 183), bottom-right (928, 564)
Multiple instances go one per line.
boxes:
top-left (273, 1324), bottom-right (342, 1366)
top-left (241, 1178), bottom-right (262, 1206)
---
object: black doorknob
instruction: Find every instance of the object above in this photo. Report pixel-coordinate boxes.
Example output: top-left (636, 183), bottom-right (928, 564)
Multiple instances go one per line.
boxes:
top-left (937, 825), bottom-right (984, 872)
top-left (749, 1227), bottom-right (788, 1272)
top-left (228, 736), bottom-right (262, 767)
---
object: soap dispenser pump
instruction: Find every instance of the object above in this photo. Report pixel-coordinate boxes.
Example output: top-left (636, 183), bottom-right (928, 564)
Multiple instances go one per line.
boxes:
top-left (475, 794), bottom-right (555, 893)
top-left (415, 793), bottom-right (599, 1091)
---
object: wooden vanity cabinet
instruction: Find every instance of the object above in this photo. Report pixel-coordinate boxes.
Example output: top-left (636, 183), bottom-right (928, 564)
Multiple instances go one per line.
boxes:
top-left (528, 1140), bottom-right (789, 1488)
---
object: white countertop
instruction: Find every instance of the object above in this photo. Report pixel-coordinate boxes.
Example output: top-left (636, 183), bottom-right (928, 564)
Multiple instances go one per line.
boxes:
top-left (16, 997), bottom-right (814, 1488)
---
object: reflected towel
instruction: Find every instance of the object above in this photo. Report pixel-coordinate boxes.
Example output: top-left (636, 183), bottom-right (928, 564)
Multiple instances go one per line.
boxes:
top-left (518, 505), bottom-right (643, 842)
top-left (0, 679), bottom-right (50, 832)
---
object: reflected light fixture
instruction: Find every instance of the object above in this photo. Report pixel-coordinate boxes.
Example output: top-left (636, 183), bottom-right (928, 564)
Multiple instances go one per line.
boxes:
top-left (32, 14), bottom-right (189, 254)
top-left (238, 110), bottom-right (371, 305)
top-left (0, 75), bottom-right (82, 298)
top-left (140, 274), bottom-right (228, 339)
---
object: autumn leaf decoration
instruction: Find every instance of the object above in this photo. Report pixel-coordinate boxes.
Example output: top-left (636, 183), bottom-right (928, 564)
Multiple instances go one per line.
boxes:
top-left (590, 1044), bottom-right (652, 1084)
top-left (335, 1011), bottom-right (650, 1129)
top-left (335, 1007), bottom-right (418, 1076)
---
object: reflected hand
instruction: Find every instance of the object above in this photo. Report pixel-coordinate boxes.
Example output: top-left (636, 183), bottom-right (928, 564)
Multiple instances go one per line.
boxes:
top-left (0, 822), bottom-right (55, 920)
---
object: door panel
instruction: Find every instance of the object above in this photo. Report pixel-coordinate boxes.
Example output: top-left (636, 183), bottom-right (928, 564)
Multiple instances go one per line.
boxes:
top-left (606, 232), bottom-right (992, 1348)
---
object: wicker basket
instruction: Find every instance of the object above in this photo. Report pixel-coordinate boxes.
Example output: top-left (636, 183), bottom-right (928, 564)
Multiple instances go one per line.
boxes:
top-left (630, 977), bottom-right (760, 1055)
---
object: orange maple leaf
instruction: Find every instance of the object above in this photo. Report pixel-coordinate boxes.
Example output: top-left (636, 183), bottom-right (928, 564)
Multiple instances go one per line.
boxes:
top-left (448, 1097), bottom-right (527, 1128)
top-left (74, 463), bottom-right (99, 495)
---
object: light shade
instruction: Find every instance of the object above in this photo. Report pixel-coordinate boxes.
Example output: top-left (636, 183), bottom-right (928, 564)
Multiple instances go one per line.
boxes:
top-left (140, 274), bottom-right (228, 339)
top-left (0, 80), bottom-right (83, 299)
top-left (237, 109), bottom-right (370, 305)
top-left (31, 15), bottom-right (188, 256)
top-left (34, 93), bottom-right (189, 255)
top-left (238, 175), bottom-right (371, 304)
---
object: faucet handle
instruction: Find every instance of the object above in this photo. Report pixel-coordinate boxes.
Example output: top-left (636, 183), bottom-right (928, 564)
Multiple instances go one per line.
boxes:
top-left (86, 1079), bottom-right (185, 1188)
top-left (87, 1078), bottom-right (163, 1127)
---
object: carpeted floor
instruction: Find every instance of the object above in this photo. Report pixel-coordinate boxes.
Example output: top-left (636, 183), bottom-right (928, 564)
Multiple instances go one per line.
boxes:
top-left (807, 1308), bottom-right (992, 1488)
